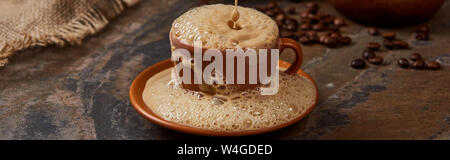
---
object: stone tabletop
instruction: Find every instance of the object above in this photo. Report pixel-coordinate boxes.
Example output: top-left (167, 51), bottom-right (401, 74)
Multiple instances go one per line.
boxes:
top-left (0, 0), bottom-right (449, 140)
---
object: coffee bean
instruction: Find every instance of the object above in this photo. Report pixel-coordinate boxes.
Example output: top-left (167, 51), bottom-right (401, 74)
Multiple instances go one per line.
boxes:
top-left (312, 24), bottom-right (325, 31)
top-left (416, 33), bottom-right (429, 40)
top-left (299, 36), bottom-right (311, 44)
top-left (306, 2), bottom-right (319, 13)
top-left (300, 24), bottom-right (311, 30)
top-left (281, 31), bottom-right (296, 39)
top-left (285, 23), bottom-right (298, 31)
top-left (367, 42), bottom-right (381, 51)
top-left (284, 19), bottom-right (298, 31)
top-left (306, 31), bottom-right (319, 42)
top-left (416, 25), bottom-right (430, 33)
top-left (383, 40), bottom-right (396, 50)
top-left (330, 32), bottom-right (341, 38)
top-left (338, 36), bottom-right (352, 45)
top-left (368, 27), bottom-right (379, 35)
top-left (368, 56), bottom-right (383, 65)
top-left (276, 13), bottom-right (286, 21)
top-left (276, 19), bottom-right (284, 28)
top-left (393, 40), bottom-right (409, 49)
top-left (410, 53), bottom-right (422, 61)
top-left (300, 18), bottom-right (312, 24)
top-left (397, 58), bottom-right (409, 68)
top-left (273, 7), bottom-right (284, 15)
top-left (287, 7), bottom-right (296, 14)
top-left (333, 18), bottom-right (345, 26)
top-left (307, 14), bottom-right (320, 24)
top-left (318, 34), bottom-right (329, 44)
top-left (426, 61), bottom-right (441, 70)
top-left (320, 15), bottom-right (335, 25)
top-left (362, 50), bottom-right (376, 60)
top-left (383, 32), bottom-right (396, 40)
top-left (265, 10), bottom-right (276, 17)
top-left (327, 24), bottom-right (340, 32)
top-left (284, 18), bottom-right (298, 25)
top-left (267, 1), bottom-right (278, 9)
top-left (351, 59), bottom-right (366, 69)
top-left (412, 60), bottom-right (425, 69)
top-left (300, 11), bottom-right (309, 19)
top-left (294, 31), bottom-right (306, 37)
top-left (324, 37), bottom-right (339, 48)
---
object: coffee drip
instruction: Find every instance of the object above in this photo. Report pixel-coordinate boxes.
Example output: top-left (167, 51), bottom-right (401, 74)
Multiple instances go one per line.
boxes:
top-left (230, 0), bottom-right (241, 30)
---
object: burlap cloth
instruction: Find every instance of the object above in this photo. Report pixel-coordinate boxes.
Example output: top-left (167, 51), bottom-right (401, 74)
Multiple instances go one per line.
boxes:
top-left (0, 0), bottom-right (141, 67)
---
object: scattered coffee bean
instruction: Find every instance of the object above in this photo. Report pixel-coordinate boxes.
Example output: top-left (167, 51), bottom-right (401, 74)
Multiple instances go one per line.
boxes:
top-left (294, 31), bottom-right (306, 37)
top-left (412, 60), bottom-right (425, 69)
top-left (299, 36), bottom-right (311, 44)
top-left (383, 40), bottom-right (396, 50)
top-left (300, 24), bottom-right (311, 30)
top-left (287, 7), bottom-right (296, 14)
top-left (281, 31), bottom-right (296, 39)
top-left (416, 25), bottom-right (430, 33)
top-left (338, 36), bottom-right (352, 45)
top-left (276, 13), bottom-right (286, 21)
top-left (265, 10), bottom-right (276, 17)
top-left (397, 58), bottom-right (409, 68)
top-left (362, 50), bottom-right (376, 60)
top-left (383, 32), bottom-right (396, 40)
top-left (410, 53), bottom-right (422, 61)
top-left (267, 1), bottom-right (278, 9)
top-left (366, 42), bottom-right (381, 51)
top-left (393, 40), bottom-right (409, 49)
top-left (351, 59), bottom-right (366, 69)
top-left (285, 23), bottom-right (298, 31)
top-left (426, 61), bottom-right (441, 70)
top-left (368, 27), bottom-right (379, 35)
top-left (368, 56), bottom-right (384, 65)
top-left (333, 18), bottom-right (345, 26)
top-left (284, 19), bottom-right (298, 31)
top-left (318, 34), bottom-right (329, 44)
top-left (300, 18), bottom-right (312, 24)
top-left (324, 37), bottom-right (339, 48)
top-left (284, 18), bottom-right (298, 26)
top-left (312, 23), bottom-right (325, 31)
top-left (307, 14), bottom-right (320, 23)
top-left (330, 32), bottom-right (341, 38)
top-left (300, 11), bottom-right (309, 19)
top-left (416, 32), bottom-right (430, 40)
top-left (327, 24), bottom-right (340, 32)
top-left (306, 2), bottom-right (319, 13)
top-left (320, 14), bottom-right (335, 24)
top-left (276, 19), bottom-right (284, 28)
top-left (306, 31), bottom-right (318, 42)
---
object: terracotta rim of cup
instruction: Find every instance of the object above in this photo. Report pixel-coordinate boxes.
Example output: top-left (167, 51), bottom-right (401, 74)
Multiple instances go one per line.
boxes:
top-left (129, 59), bottom-right (318, 137)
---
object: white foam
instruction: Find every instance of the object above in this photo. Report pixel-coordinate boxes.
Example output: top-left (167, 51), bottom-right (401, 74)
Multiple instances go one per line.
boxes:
top-left (171, 4), bottom-right (279, 50)
top-left (142, 68), bottom-right (317, 132)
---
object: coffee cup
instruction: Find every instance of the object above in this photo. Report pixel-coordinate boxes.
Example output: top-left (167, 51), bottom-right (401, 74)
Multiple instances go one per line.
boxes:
top-left (169, 4), bottom-right (303, 94)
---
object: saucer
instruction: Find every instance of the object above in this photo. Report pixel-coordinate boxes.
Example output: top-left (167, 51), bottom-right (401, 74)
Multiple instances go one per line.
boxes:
top-left (129, 59), bottom-right (318, 136)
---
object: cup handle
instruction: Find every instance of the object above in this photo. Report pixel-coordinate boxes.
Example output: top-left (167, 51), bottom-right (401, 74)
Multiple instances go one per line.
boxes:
top-left (278, 38), bottom-right (303, 75)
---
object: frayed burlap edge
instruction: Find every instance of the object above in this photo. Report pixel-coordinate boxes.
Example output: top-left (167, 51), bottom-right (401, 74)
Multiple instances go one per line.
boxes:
top-left (0, 0), bottom-right (141, 67)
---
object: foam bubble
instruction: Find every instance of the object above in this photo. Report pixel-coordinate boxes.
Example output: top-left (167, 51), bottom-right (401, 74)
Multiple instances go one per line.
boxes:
top-left (170, 4), bottom-right (279, 50)
top-left (142, 68), bottom-right (317, 132)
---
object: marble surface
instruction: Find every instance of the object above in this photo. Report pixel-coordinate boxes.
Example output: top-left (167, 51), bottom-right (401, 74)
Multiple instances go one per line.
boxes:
top-left (0, 0), bottom-right (449, 140)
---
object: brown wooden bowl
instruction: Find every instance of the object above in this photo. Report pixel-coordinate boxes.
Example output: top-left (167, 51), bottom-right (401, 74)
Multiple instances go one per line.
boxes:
top-left (329, 0), bottom-right (445, 25)
top-left (129, 59), bottom-right (318, 136)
